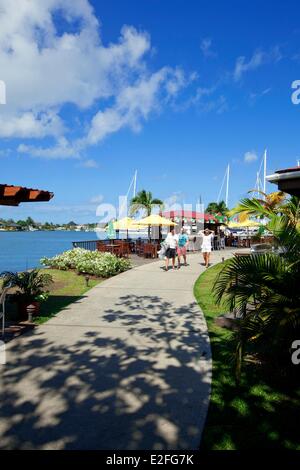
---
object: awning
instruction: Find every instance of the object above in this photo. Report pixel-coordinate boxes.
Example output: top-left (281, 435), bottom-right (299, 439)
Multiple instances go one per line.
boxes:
top-left (162, 210), bottom-right (203, 219)
top-left (266, 167), bottom-right (300, 197)
top-left (161, 210), bottom-right (219, 222)
top-left (0, 184), bottom-right (54, 206)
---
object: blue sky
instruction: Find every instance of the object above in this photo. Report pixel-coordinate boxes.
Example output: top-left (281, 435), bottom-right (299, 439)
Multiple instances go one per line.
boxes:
top-left (0, 0), bottom-right (299, 223)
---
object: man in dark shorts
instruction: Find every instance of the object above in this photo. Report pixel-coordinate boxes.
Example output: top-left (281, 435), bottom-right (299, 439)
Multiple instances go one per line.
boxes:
top-left (164, 228), bottom-right (177, 271)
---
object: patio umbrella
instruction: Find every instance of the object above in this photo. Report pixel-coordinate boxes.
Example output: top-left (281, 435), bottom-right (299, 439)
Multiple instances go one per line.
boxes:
top-left (113, 217), bottom-right (141, 230)
top-left (138, 214), bottom-right (177, 241)
top-left (112, 217), bottom-right (141, 239)
top-left (228, 219), bottom-right (261, 246)
top-left (138, 214), bottom-right (177, 226)
top-left (228, 220), bottom-right (260, 228)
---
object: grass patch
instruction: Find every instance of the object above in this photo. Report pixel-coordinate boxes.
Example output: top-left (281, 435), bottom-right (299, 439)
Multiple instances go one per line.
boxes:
top-left (194, 262), bottom-right (300, 450)
top-left (5, 269), bottom-right (102, 325)
top-left (35, 269), bottom-right (102, 324)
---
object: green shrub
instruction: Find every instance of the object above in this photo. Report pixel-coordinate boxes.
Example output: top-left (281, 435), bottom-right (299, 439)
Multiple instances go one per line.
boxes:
top-left (1, 269), bottom-right (53, 303)
top-left (41, 248), bottom-right (132, 278)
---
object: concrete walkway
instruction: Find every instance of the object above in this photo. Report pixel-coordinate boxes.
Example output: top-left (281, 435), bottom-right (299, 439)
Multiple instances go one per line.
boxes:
top-left (0, 249), bottom-right (236, 450)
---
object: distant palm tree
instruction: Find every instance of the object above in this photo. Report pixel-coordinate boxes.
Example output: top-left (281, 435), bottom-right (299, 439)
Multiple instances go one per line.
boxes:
top-left (206, 200), bottom-right (228, 215)
top-left (130, 190), bottom-right (163, 239)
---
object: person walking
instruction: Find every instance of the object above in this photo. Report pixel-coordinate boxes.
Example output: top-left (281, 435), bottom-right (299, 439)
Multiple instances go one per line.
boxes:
top-left (177, 228), bottom-right (189, 269)
top-left (164, 228), bottom-right (178, 271)
top-left (199, 228), bottom-right (214, 268)
top-left (188, 235), bottom-right (197, 252)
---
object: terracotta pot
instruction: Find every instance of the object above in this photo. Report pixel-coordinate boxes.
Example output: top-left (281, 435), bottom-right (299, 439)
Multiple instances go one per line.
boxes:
top-left (17, 301), bottom-right (40, 321)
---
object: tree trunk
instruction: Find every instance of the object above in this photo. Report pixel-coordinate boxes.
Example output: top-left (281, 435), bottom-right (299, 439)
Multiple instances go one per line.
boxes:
top-left (148, 206), bottom-right (151, 241)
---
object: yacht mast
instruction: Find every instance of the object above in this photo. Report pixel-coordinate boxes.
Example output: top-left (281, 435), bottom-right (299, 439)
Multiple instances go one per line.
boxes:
top-left (263, 149), bottom-right (267, 194)
top-left (225, 164), bottom-right (230, 207)
top-left (133, 170), bottom-right (137, 197)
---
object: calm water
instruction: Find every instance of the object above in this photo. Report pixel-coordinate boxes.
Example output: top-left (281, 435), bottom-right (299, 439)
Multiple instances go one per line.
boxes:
top-left (0, 231), bottom-right (106, 273)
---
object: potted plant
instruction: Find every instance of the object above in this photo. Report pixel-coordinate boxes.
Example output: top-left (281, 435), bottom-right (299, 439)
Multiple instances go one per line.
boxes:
top-left (1, 269), bottom-right (53, 320)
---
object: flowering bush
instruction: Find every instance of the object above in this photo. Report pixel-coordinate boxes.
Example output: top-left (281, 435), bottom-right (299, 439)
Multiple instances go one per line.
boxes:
top-left (41, 248), bottom-right (132, 278)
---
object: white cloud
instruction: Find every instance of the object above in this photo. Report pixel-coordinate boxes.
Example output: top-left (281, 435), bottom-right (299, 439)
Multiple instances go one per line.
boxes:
top-left (0, 111), bottom-right (64, 138)
top-left (17, 137), bottom-right (78, 159)
top-left (200, 38), bottom-right (217, 58)
top-left (163, 192), bottom-right (185, 208)
top-left (249, 87), bottom-right (271, 104)
top-left (90, 194), bottom-right (104, 203)
top-left (234, 47), bottom-right (282, 81)
top-left (244, 151), bottom-right (258, 163)
top-left (177, 84), bottom-right (228, 114)
top-left (192, 89), bottom-right (228, 114)
top-left (193, 86), bottom-right (215, 101)
top-left (0, 148), bottom-right (12, 157)
top-left (0, 0), bottom-right (193, 157)
top-left (86, 67), bottom-right (188, 145)
top-left (79, 159), bottom-right (99, 168)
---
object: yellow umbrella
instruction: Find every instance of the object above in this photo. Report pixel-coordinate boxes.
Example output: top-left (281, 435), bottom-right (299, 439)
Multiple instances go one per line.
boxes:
top-left (138, 214), bottom-right (177, 226)
top-left (112, 217), bottom-right (141, 230)
top-left (228, 219), bottom-right (260, 228)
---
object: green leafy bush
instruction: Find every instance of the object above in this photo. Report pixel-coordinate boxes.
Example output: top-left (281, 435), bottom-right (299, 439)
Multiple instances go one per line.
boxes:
top-left (41, 248), bottom-right (132, 278)
top-left (1, 269), bottom-right (53, 303)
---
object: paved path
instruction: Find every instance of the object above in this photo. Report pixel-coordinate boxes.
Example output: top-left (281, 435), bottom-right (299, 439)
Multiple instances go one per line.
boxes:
top-left (0, 249), bottom-right (237, 450)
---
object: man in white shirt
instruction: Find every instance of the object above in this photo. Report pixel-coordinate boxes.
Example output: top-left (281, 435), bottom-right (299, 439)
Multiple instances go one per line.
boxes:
top-left (164, 228), bottom-right (178, 271)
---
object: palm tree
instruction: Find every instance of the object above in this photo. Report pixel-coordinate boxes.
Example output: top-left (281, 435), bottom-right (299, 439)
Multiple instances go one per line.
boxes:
top-left (214, 194), bottom-right (300, 382)
top-left (229, 190), bottom-right (288, 220)
top-left (130, 190), bottom-right (163, 240)
top-left (206, 200), bottom-right (228, 215)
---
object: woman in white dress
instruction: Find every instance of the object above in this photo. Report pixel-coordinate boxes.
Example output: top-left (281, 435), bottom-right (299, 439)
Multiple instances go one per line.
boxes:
top-left (199, 228), bottom-right (214, 268)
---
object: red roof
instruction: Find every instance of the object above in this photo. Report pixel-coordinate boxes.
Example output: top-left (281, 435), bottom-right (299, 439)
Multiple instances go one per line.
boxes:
top-left (0, 184), bottom-right (54, 206)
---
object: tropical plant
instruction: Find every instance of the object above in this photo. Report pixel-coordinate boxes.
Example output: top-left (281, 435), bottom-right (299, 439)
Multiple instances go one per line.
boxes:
top-left (214, 193), bottom-right (300, 382)
top-left (130, 189), bottom-right (163, 239)
top-left (206, 200), bottom-right (228, 215)
top-left (1, 269), bottom-right (53, 303)
top-left (41, 248), bottom-right (132, 278)
top-left (229, 190), bottom-right (292, 220)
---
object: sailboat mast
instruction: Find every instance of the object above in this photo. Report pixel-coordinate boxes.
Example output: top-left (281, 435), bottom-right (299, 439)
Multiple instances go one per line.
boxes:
top-left (225, 164), bottom-right (230, 207)
top-left (217, 166), bottom-right (226, 203)
top-left (263, 149), bottom-right (267, 194)
top-left (133, 170), bottom-right (137, 197)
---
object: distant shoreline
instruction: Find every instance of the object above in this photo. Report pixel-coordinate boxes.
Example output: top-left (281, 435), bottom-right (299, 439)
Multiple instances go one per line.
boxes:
top-left (0, 229), bottom-right (103, 233)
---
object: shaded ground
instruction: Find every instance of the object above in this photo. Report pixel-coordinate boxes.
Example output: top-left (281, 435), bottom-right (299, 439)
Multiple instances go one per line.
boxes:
top-left (1, 251), bottom-right (238, 449)
top-left (194, 263), bottom-right (300, 450)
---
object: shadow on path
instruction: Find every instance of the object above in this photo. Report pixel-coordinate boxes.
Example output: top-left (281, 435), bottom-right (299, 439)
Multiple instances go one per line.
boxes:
top-left (0, 293), bottom-right (210, 450)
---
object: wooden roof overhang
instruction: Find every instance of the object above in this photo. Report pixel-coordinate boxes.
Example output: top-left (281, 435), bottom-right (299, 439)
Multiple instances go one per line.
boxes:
top-left (0, 184), bottom-right (54, 206)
